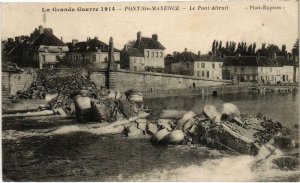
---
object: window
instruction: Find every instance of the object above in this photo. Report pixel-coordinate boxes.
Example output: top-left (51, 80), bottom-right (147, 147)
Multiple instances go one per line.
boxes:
top-left (147, 51), bottom-right (149, 57)
top-left (134, 59), bottom-right (136, 63)
top-left (197, 71), bottom-right (200, 76)
top-left (207, 71), bottom-right (209, 78)
top-left (212, 63), bottom-right (215, 69)
top-left (156, 52), bottom-right (159, 57)
top-left (92, 55), bottom-right (96, 62)
top-left (252, 67), bottom-right (256, 73)
top-left (187, 63), bottom-right (189, 68)
top-left (219, 63), bottom-right (222, 67)
top-left (201, 63), bottom-right (205, 68)
top-left (197, 63), bottom-right (200, 68)
top-left (152, 52), bottom-right (154, 58)
top-left (234, 68), bottom-right (237, 73)
top-left (160, 52), bottom-right (163, 58)
top-left (241, 68), bottom-right (245, 73)
top-left (42, 55), bottom-right (46, 61)
top-left (134, 66), bottom-right (137, 71)
top-left (56, 55), bottom-right (59, 61)
top-left (202, 71), bottom-right (205, 77)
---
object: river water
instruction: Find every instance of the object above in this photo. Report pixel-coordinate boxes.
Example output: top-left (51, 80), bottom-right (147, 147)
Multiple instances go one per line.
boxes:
top-left (2, 91), bottom-right (300, 181)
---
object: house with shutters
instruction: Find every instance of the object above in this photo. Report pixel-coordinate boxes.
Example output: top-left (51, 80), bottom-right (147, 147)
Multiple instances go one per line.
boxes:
top-left (165, 49), bottom-right (223, 79)
top-left (23, 25), bottom-right (69, 69)
top-left (121, 32), bottom-right (165, 72)
top-left (222, 54), bottom-right (295, 84)
top-left (66, 37), bottom-right (120, 70)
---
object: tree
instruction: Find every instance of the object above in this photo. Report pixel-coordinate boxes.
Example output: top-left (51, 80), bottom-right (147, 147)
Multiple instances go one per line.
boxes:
top-left (226, 41), bottom-right (229, 50)
top-left (126, 40), bottom-right (136, 49)
top-left (247, 44), bottom-right (253, 55)
top-left (267, 44), bottom-right (280, 53)
top-left (212, 40), bottom-right (216, 52)
top-left (292, 39), bottom-right (299, 57)
top-left (253, 43), bottom-right (256, 55)
top-left (218, 41), bottom-right (222, 51)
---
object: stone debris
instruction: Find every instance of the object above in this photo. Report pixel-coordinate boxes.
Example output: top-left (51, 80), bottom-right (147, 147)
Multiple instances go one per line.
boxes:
top-left (115, 103), bottom-right (297, 163)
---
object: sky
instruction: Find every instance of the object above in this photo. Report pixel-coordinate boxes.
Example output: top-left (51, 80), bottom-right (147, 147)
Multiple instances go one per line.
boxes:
top-left (1, 1), bottom-right (298, 54)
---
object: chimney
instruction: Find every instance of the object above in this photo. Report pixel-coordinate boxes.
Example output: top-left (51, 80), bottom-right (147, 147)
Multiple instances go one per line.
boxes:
top-left (15, 37), bottom-right (20, 43)
top-left (7, 38), bottom-right (13, 43)
top-left (198, 51), bottom-right (201, 56)
top-left (124, 44), bottom-right (128, 51)
top-left (94, 36), bottom-right (98, 40)
top-left (38, 25), bottom-right (44, 34)
top-left (184, 48), bottom-right (188, 52)
top-left (137, 31), bottom-right (141, 43)
top-left (152, 34), bottom-right (158, 41)
top-left (45, 28), bottom-right (53, 35)
top-left (72, 39), bottom-right (78, 46)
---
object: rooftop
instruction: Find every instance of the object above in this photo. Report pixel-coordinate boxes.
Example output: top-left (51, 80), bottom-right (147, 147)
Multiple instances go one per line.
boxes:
top-left (134, 36), bottom-right (165, 50)
top-left (223, 56), bottom-right (294, 67)
top-left (69, 38), bottom-right (120, 52)
top-left (31, 32), bottom-right (66, 47)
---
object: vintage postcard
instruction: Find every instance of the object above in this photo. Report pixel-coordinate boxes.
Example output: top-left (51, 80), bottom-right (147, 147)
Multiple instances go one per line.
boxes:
top-left (1, 0), bottom-right (299, 182)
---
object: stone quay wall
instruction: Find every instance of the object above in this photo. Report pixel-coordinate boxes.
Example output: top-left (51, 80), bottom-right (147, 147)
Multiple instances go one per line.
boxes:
top-left (111, 69), bottom-right (231, 93)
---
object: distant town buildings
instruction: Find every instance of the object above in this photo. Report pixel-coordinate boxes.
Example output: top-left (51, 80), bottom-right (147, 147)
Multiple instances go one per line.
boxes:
top-left (223, 54), bottom-right (296, 84)
top-left (121, 32), bottom-right (165, 72)
top-left (1, 25), bottom-right (299, 84)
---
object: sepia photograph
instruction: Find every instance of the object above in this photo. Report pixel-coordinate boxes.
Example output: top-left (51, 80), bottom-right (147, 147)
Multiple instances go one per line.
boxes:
top-left (1, 0), bottom-right (299, 181)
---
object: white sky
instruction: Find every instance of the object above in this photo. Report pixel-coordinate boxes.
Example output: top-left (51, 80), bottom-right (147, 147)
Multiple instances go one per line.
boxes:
top-left (1, 1), bottom-right (299, 54)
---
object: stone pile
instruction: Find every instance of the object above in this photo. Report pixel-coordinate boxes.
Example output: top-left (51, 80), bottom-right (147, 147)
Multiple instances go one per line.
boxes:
top-left (90, 90), bottom-right (144, 122)
top-left (10, 70), bottom-right (98, 114)
top-left (9, 82), bottom-right (46, 100)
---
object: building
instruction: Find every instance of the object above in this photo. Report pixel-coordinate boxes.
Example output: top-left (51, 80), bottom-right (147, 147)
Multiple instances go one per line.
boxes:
top-left (121, 32), bottom-right (165, 72)
top-left (223, 55), bottom-right (295, 84)
top-left (121, 46), bottom-right (145, 71)
top-left (193, 54), bottom-right (223, 79)
top-left (2, 36), bottom-right (29, 66)
top-left (23, 26), bottom-right (69, 69)
top-left (66, 37), bottom-right (120, 70)
top-left (165, 49), bottom-right (223, 79)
